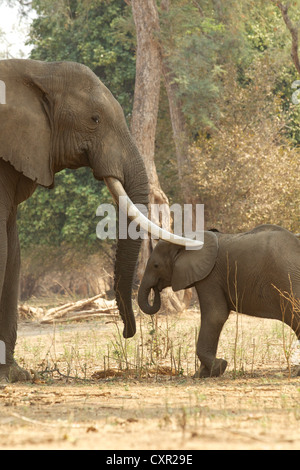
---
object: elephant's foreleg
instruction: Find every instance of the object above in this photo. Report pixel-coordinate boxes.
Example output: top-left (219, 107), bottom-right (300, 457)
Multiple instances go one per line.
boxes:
top-left (0, 209), bottom-right (31, 383)
top-left (0, 216), bottom-right (8, 384)
top-left (194, 290), bottom-right (229, 378)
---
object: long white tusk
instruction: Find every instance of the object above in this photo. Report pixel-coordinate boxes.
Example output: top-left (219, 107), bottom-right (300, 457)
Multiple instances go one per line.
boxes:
top-left (104, 177), bottom-right (203, 248)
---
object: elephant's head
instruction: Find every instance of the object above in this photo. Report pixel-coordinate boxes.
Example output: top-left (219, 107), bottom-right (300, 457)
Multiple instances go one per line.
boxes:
top-left (138, 232), bottom-right (218, 315)
top-left (0, 59), bottom-right (201, 338)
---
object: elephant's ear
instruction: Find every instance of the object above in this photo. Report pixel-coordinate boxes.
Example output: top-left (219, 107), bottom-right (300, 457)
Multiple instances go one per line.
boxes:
top-left (171, 231), bottom-right (218, 291)
top-left (0, 60), bottom-right (54, 187)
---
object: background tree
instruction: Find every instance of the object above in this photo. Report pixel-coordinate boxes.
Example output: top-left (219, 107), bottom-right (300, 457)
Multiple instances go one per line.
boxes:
top-left (4, 0), bottom-right (300, 301)
top-left (130, 0), bottom-right (187, 312)
top-left (130, 0), bottom-right (168, 232)
top-left (271, 1), bottom-right (300, 75)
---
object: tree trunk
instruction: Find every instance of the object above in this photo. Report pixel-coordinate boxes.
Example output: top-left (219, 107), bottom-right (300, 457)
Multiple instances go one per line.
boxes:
top-left (131, 0), bottom-right (168, 275)
top-left (131, 0), bottom-right (163, 198)
top-left (131, 0), bottom-right (187, 313)
top-left (160, 0), bottom-right (200, 228)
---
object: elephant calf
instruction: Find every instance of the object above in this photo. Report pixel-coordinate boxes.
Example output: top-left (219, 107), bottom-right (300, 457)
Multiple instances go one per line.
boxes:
top-left (138, 224), bottom-right (300, 378)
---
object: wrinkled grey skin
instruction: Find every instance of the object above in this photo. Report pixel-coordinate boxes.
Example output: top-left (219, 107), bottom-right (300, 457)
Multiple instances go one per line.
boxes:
top-left (0, 59), bottom-right (149, 384)
top-left (138, 225), bottom-right (300, 378)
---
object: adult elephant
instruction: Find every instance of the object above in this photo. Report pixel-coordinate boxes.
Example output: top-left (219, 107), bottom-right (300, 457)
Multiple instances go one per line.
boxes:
top-left (0, 59), bottom-right (200, 383)
top-left (138, 225), bottom-right (300, 377)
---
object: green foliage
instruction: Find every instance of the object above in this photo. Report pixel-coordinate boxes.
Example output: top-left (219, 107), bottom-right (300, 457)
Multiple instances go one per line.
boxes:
top-left (159, 0), bottom-right (247, 134)
top-left (28, 0), bottom-right (136, 115)
top-left (244, 1), bottom-right (286, 52)
top-left (18, 168), bottom-right (113, 250)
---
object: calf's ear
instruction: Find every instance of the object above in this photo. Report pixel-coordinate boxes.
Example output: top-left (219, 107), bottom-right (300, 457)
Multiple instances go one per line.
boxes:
top-left (171, 231), bottom-right (218, 291)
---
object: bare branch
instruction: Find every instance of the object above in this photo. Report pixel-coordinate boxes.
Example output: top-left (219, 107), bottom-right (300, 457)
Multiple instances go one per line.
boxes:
top-left (271, 1), bottom-right (300, 75)
top-left (192, 0), bottom-right (205, 17)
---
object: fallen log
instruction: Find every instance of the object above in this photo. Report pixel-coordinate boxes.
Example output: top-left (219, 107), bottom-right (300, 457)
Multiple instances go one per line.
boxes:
top-left (43, 294), bottom-right (104, 319)
top-left (40, 295), bottom-right (118, 324)
top-left (18, 304), bottom-right (44, 320)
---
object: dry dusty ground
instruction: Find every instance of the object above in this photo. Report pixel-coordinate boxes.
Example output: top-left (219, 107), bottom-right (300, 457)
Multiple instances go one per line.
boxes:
top-left (0, 308), bottom-right (299, 450)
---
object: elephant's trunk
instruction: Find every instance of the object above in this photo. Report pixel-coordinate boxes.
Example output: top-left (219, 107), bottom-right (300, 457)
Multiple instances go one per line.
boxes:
top-left (138, 282), bottom-right (161, 315)
top-left (114, 235), bottom-right (143, 337)
top-left (107, 152), bottom-right (149, 339)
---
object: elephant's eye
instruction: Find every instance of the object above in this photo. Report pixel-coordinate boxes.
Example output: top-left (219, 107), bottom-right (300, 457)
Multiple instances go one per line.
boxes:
top-left (154, 263), bottom-right (159, 269)
top-left (92, 116), bottom-right (100, 124)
